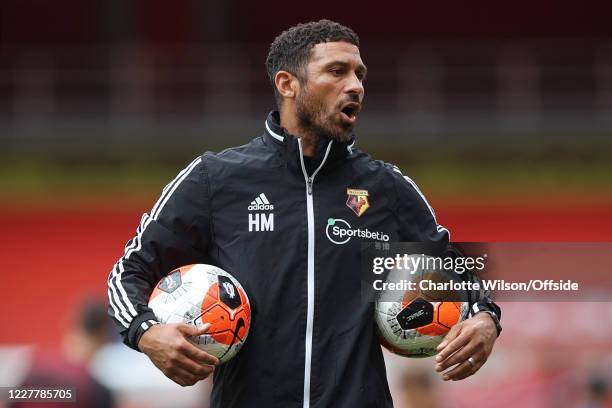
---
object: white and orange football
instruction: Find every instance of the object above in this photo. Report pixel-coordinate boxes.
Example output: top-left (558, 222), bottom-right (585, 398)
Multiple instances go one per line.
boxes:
top-left (148, 264), bottom-right (251, 364)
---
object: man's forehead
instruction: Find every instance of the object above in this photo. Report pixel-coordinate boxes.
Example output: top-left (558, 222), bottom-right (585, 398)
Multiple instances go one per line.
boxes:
top-left (309, 41), bottom-right (363, 65)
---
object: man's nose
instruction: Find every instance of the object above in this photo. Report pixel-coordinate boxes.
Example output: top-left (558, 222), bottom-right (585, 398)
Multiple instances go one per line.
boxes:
top-left (346, 74), bottom-right (364, 100)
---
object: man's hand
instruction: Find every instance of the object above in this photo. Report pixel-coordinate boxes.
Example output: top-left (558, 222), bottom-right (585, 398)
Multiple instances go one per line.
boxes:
top-left (138, 323), bottom-right (220, 387)
top-left (434, 312), bottom-right (497, 381)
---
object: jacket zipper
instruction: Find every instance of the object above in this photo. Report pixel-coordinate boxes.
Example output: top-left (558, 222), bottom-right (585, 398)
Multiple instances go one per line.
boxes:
top-left (297, 139), bottom-right (333, 408)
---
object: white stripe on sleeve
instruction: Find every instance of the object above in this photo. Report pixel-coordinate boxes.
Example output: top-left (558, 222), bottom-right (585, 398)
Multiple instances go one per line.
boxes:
top-left (392, 165), bottom-right (451, 239)
top-left (108, 157), bottom-right (202, 325)
top-left (107, 287), bottom-right (129, 328)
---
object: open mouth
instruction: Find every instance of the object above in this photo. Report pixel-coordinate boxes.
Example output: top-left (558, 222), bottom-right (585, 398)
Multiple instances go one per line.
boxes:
top-left (340, 102), bottom-right (360, 123)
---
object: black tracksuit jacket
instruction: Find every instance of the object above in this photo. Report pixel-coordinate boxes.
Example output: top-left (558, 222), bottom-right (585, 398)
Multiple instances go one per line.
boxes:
top-left (108, 111), bottom-right (501, 407)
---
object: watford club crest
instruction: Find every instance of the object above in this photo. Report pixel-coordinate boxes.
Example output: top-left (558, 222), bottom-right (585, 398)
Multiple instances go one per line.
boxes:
top-left (346, 188), bottom-right (370, 217)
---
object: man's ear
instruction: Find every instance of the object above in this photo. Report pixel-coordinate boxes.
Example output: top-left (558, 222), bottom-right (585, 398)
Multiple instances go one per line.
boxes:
top-left (275, 70), bottom-right (299, 99)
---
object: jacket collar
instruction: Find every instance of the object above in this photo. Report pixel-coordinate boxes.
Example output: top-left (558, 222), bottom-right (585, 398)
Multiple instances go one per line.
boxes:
top-left (263, 111), bottom-right (356, 174)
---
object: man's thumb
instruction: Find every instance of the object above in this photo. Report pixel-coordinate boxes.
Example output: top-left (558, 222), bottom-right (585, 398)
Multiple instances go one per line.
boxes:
top-left (179, 323), bottom-right (211, 337)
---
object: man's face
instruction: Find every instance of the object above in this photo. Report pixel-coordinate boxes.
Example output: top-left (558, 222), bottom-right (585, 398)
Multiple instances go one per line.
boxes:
top-left (295, 41), bottom-right (366, 142)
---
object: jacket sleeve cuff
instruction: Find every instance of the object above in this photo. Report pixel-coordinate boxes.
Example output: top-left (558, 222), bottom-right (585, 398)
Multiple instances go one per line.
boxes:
top-left (124, 312), bottom-right (160, 351)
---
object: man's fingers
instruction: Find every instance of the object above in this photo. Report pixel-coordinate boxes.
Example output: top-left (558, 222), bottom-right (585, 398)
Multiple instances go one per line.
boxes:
top-left (174, 323), bottom-right (219, 364)
top-left (436, 322), bottom-right (462, 352)
top-left (178, 323), bottom-right (211, 337)
top-left (173, 351), bottom-right (215, 378)
top-left (176, 323), bottom-right (219, 365)
top-left (192, 323), bottom-right (213, 337)
top-left (181, 339), bottom-right (220, 366)
top-left (433, 314), bottom-right (499, 381)
top-left (168, 366), bottom-right (203, 387)
top-left (435, 340), bottom-right (477, 372)
top-left (141, 323), bottom-right (218, 387)
top-left (436, 330), bottom-right (470, 363)
top-left (170, 324), bottom-right (219, 365)
top-left (440, 359), bottom-right (473, 381)
top-left (441, 351), bottom-right (485, 381)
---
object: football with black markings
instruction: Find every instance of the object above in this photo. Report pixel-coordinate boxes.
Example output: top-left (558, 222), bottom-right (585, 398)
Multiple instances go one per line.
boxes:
top-left (148, 264), bottom-right (251, 364)
top-left (375, 257), bottom-right (470, 358)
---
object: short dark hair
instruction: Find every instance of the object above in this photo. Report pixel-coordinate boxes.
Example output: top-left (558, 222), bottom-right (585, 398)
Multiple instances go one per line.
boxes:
top-left (265, 19), bottom-right (360, 108)
top-left (78, 300), bottom-right (109, 337)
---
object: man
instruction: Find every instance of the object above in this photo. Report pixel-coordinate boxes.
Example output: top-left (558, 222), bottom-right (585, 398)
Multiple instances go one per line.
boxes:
top-left (14, 300), bottom-right (115, 408)
top-left (107, 19), bottom-right (501, 407)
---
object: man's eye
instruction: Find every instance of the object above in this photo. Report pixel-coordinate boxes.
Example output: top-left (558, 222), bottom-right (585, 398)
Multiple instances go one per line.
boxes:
top-left (330, 69), bottom-right (344, 76)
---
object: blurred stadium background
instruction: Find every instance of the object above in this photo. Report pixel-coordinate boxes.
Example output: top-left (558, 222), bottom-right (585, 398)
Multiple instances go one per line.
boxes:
top-left (1, 1), bottom-right (611, 407)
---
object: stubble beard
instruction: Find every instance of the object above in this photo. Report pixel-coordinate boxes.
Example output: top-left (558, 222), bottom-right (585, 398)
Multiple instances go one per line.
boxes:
top-left (295, 87), bottom-right (354, 143)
